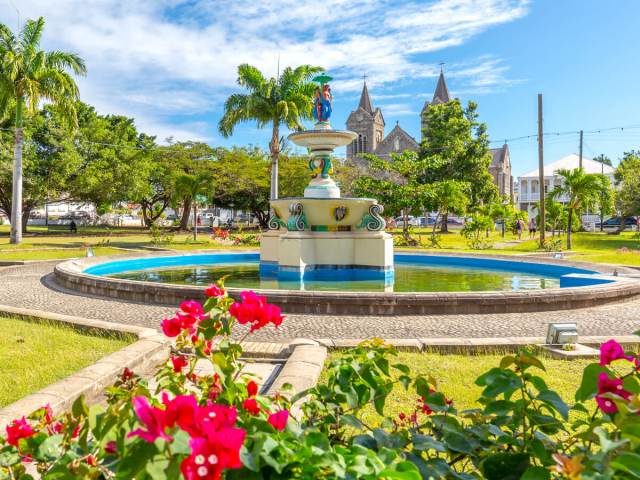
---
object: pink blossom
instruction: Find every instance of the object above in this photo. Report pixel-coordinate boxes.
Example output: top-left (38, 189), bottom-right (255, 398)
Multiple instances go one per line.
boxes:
top-left (595, 372), bottom-right (631, 414)
top-left (268, 410), bottom-right (289, 431)
top-left (128, 397), bottom-right (172, 443)
top-left (246, 380), bottom-right (258, 398)
top-left (6, 417), bottom-right (35, 447)
top-left (205, 285), bottom-right (225, 298)
top-left (161, 317), bottom-right (182, 337)
top-left (171, 356), bottom-right (189, 373)
top-left (229, 291), bottom-right (285, 332)
top-left (180, 429), bottom-right (245, 480)
top-left (599, 339), bottom-right (633, 366)
top-left (242, 398), bottom-right (260, 415)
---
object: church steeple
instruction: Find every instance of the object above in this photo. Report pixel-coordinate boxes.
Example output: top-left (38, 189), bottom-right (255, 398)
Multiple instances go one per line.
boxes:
top-left (432, 65), bottom-right (451, 104)
top-left (358, 81), bottom-right (373, 114)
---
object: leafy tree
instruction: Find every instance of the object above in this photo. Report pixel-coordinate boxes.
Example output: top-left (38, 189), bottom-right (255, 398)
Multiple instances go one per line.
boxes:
top-left (174, 173), bottom-right (212, 240)
top-left (219, 64), bottom-right (322, 200)
top-left (148, 141), bottom-right (215, 230)
top-left (427, 180), bottom-right (469, 235)
top-left (614, 151), bottom-right (640, 226)
top-left (488, 198), bottom-right (517, 238)
top-left (354, 151), bottom-right (431, 241)
top-left (593, 154), bottom-right (613, 166)
top-left (70, 103), bottom-right (155, 211)
top-left (551, 168), bottom-right (609, 249)
top-left (419, 100), bottom-right (497, 231)
top-left (0, 17), bottom-right (86, 243)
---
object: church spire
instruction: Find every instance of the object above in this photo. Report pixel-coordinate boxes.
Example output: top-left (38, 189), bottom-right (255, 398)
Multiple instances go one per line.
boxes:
top-left (358, 80), bottom-right (373, 114)
top-left (432, 65), bottom-right (451, 104)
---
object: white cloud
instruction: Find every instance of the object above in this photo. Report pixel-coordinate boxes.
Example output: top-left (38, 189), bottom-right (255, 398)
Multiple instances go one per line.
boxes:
top-left (0, 0), bottom-right (530, 139)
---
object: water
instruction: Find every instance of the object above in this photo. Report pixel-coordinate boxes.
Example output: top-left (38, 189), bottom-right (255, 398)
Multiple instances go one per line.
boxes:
top-left (107, 261), bottom-right (560, 292)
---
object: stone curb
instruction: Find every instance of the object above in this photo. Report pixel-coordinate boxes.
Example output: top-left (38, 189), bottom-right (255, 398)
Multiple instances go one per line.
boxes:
top-left (0, 305), bottom-right (170, 430)
top-left (267, 339), bottom-right (328, 416)
top-left (315, 335), bottom-right (640, 353)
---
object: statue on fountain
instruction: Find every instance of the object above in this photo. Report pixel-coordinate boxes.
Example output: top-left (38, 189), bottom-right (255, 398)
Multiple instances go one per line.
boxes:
top-left (313, 83), bottom-right (332, 124)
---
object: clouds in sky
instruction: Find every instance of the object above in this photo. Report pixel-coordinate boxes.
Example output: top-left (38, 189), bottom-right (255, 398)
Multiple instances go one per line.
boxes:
top-left (1, 0), bottom-right (529, 142)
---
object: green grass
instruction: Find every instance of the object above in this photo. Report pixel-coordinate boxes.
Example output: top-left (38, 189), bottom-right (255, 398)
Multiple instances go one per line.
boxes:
top-left (322, 351), bottom-right (593, 426)
top-left (0, 317), bottom-right (134, 407)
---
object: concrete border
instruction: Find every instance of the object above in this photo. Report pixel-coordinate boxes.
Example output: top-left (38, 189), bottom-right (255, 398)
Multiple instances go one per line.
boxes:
top-left (53, 250), bottom-right (640, 315)
top-left (0, 305), bottom-right (170, 429)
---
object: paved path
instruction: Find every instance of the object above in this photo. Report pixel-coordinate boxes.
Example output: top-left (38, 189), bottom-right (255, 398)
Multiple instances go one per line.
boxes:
top-left (1, 262), bottom-right (640, 342)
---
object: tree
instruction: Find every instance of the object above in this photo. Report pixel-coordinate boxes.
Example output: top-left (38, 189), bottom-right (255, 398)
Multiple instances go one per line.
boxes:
top-left (174, 173), bottom-right (212, 240)
top-left (419, 100), bottom-right (497, 232)
top-left (219, 64), bottom-right (322, 200)
top-left (614, 150), bottom-right (640, 226)
top-left (488, 198), bottom-right (517, 238)
top-left (428, 180), bottom-right (469, 235)
top-left (0, 17), bottom-right (86, 243)
top-left (354, 151), bottom-right (430, 241)
top-left (593, 154), bottom-right (613, 166)
top-left (551, 168), bottom-right (609, 249)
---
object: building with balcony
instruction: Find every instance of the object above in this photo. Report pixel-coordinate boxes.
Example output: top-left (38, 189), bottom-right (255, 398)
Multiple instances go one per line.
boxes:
top-left (517, 154), bottom-right (615, 218)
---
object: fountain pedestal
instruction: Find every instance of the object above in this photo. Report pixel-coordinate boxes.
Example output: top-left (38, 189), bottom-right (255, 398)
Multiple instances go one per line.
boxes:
top-left (258, 74), bottom-right (394, 284)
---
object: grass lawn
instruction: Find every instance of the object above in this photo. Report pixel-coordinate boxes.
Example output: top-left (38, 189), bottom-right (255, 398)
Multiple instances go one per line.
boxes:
top-left (0, 317), bottom-right (134, 407)
top-left (322, 351), bottom-right (594, 427)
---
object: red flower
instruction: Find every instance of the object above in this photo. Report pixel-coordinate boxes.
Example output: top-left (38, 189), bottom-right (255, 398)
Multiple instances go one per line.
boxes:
top-left (246, 380), bottom-right (258, 398)
top-left (128, 397), bottom-right (172, 443)
top-left (161, 317), bottom-right (182, 337)
top-left (267, 410), bottom-right (289, 431)
top-left (6, 417), bottom-right (35, 447)
top-left (43, 404), bottom-right (54, 424)
top-left (163, 394), bottom-right (199, 436)
top-left (205, 284), bottom-right (225, 298)
top-left (229, 291), bottom-right (285, 332)
top-left (242, 398), bottom-right (260, 415)
top-left (171, 356), bottom-right (189, 373)
top-left (599, 339), bottom-right (633, 366)
top-left (208, 375), bottom-right (223, 401)
top-left (121, 367), bottom-right (134, 382)
top-left (104, 441), bottom-right (118, 455)
top-left (86, 454), bottom-right (98, 467)
top-left (596, 372), bottom-right (631, 414)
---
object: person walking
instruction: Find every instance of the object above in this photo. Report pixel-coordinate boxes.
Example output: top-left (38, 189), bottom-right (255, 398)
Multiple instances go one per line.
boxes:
top-left (528, 217), bottom-right (537, 239)
top-left (516, 218), bottom-right (523, 240)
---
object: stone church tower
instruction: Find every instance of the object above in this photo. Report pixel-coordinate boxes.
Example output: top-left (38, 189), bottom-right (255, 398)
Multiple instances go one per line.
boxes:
top-left (346, 82), bottom-right (385, 159)
top-left (420, 68), bottom-right (451, 140)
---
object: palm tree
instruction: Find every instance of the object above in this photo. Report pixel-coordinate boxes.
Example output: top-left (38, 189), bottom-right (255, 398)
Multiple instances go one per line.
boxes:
top-left (174, 173), bottom-right (211, 240)
top-left (0, 17), bottom-right (86, 244)
top-left (551, 168), bottom-right (608, 249)
top-left (219, 63), bottom-right (322, 200)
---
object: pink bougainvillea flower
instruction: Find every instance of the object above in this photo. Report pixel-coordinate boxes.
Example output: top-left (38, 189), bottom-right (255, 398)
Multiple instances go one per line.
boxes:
top-left (229, 291), bottom-right (285, 332)
top-left (128, 397), bottom-right (172, 443)
top-left (205, 284), bottom-right (225, 298)
top-left (267, 409), bottom-right (289, 431)
top-left (121, 367), bottom-right (134, 382)
top-left (246, 380), bottom-right (258, 398)
top-left (104, 441), bottom-right (118, 455)
top-left (242, 398), bottom-right (260, 416)
top-left (43, 404), bottom-right (54, 424)
top-left (180, 429), bottom-right (245, 480)
top-left (171, 356), bottom-right (189, 373)
top-left (599, 339), bottom-right (633, 366)
top-left (6, 417), bottom-right (35, 447)
top-left (196, 404), bottom-right (238, 438)
top-left (595, 372), bottom-right (631, 414)
top-left (208, 375), bottom-right (223, 401)
top-left (161, 317), bottom-right (182, 337)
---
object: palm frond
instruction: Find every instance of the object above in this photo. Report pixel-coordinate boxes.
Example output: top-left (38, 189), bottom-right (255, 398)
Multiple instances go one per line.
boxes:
top-left (237, 64), bottom-right (267, 92)
top-left (19, 17), bottom-right (45, 50)
top-left (45, 51), bottom-right (87, 75)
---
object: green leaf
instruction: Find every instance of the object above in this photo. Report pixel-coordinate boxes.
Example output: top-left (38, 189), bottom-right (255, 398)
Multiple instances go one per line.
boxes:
top-left (499, 356), bottom-right (516, 369)
top-left (35, 434), bottom-right (63, 461)
top-left (484, 400), bottom-right (515, 416)
top-left (392, 363), bottom-right (410, 375)
top-left (521, 466), bottom-right (551, 480)
top-left (537, 390), bottom-right (569, 420)
top-left (575, 363), bottom-right (607, 402)
top-left (340, 414), bottom-right (365, 430)
top-left (623, 375), bottom-right (640, 394)
top-left (411, 434), bottom-right (446, 452)
top-left (379, 461), bottom-right (421, 480)
top-left (480, 453), bottom-right (530, 480)
top-left (0, 448), bottom-right (20, 467)
top-left (611, 452), bottom-right (640, 478)
top-left (516, 352), bottom-right (546, 371)
top-left (71, 394), bottom-right (89, 418)
top-left (443, 432), bottom-right (474, 455)
top-left (595, 426), bottom-right (629, 453)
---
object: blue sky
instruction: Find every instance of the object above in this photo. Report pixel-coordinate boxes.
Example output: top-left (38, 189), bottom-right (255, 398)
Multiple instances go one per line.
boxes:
top-left (2, 0), bottom-right (639, 176)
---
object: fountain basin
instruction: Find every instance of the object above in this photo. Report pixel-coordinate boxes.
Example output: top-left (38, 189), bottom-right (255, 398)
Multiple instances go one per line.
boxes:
top-left (287, 129), bottom-right (357, 150)
top-left (54, 251), bottom-right (640, 315)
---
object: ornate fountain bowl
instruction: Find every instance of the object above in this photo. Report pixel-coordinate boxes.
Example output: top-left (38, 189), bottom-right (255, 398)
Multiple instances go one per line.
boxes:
top-left (268, 197), bottom-right (384, 232)
top-left (287, 129), bottom-right (357, 150)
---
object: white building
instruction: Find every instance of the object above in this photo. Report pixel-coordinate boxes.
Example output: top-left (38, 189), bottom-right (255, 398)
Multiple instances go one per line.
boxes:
top-left (518, 154), bottom-right (615, 218)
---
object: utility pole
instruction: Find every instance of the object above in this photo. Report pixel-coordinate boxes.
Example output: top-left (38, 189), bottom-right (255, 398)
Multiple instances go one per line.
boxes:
top-left (600, 160), bottom-right (604, 232)
top-left (579, 130), bottom-right (583, 169)
top-left (537, 94), bottom-right (545, 246)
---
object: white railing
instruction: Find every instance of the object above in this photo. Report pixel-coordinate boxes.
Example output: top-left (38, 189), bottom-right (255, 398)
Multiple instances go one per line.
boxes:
top-left (518, 192), bottom-right (570, 203)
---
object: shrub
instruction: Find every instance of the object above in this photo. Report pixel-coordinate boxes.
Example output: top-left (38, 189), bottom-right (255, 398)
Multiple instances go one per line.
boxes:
top-left (462, 214), bottom-right (494, 249)
top-left (150, 224), bottom-right (175, 246)
top-left (1, 287), bottom-right (640, 479)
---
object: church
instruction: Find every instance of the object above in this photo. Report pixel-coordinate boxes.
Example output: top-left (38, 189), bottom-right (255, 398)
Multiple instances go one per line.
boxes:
top-left (345, 69), bottom-right (513, 199)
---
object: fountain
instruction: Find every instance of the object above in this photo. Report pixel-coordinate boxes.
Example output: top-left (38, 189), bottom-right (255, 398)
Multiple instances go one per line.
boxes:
top-left (259, 74), bottom-right (394, 283)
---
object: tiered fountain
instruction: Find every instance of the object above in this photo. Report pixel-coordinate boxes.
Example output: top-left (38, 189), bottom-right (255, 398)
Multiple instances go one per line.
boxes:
top-left (259, 74), bottom-right (394, 284)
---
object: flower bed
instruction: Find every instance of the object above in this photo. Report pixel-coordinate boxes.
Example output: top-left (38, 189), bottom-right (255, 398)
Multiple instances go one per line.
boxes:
top-left (1, 284), bottom-right (640, 478)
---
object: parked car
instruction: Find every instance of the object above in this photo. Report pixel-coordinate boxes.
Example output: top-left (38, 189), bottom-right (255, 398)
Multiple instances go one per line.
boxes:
top-left (393, 216), bottom-right (421, 227)
top-left (595, 216), bottom-right (638, 230)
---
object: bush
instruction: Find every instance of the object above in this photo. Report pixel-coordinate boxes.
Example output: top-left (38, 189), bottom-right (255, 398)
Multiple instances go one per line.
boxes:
top-left (1, 287), bottom-right (640, 479)
top-left (149, 224), bottom-right (175, 246)
top-left (462, 214), bottom-right (494, 249)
